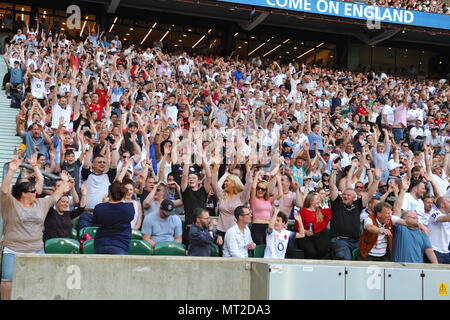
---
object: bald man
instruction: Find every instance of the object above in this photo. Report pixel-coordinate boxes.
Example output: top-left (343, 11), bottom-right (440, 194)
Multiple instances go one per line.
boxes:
top-left (392, 210), bottom-right (437, 264)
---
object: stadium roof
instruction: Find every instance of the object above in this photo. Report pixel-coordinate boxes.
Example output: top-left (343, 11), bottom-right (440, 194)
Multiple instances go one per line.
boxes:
top-left (80, 0), bottom-right (450, 47)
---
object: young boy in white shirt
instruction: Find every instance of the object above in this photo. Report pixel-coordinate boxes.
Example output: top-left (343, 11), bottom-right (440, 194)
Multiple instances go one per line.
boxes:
top-left (264, 203), bottom-right (305, 259)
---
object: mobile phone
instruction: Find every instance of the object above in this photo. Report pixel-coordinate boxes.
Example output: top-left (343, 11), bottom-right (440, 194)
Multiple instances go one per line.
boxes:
top-left (274, 200), bottom-right (279, 208)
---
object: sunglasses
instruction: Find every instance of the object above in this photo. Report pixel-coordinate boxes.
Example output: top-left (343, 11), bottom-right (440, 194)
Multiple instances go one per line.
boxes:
top-left (25, 189), bottom-right (36, 194)
top-left (257, 186), bottom-right (267, 191)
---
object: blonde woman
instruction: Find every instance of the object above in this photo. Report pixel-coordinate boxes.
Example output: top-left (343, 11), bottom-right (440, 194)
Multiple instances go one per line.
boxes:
top-left (249, 171), bottom-right (282, 245)
top-left (211, 161), bottom-right (253, 240)
top-left (294, 192), bottom-right (331, 259)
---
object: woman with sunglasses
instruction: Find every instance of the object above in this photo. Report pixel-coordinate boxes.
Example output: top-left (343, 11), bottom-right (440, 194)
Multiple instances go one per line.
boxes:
top-left (249, 171), bottom-right (283, 245)
top-left (1, 156), bottom-right (70, 300)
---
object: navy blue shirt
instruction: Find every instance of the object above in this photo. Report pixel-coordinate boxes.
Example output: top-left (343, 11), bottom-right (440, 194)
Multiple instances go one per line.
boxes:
top-left (93, 202), bottom-right (134, 253)
top-left (188, 224), bottom-right (217, 256)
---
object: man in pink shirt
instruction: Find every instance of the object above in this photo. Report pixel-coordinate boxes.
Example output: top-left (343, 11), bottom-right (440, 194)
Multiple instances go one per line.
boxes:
top-left (392, 98), bottom-right (407, 144)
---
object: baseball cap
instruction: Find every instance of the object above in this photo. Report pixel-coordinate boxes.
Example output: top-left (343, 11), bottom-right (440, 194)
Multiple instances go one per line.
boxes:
top-left (387, 159), bottom-right (402, 171)
top-left (283, 141), bottom-right (294, 148)
top-left (160, 199), bottom-right (175, 216)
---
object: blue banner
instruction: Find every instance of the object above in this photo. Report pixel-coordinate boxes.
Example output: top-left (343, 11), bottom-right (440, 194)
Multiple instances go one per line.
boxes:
top-left (217, 0), bottom-right (450, 30)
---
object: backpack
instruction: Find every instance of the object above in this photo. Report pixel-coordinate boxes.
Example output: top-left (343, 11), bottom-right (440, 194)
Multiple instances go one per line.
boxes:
top-left (78, 232), bottom-right (93, 251)
top-left (10, 93), bottom-right (21, 108)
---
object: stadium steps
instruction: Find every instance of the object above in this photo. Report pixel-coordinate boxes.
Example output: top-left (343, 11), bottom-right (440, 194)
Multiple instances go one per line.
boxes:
top-left (0, 56), bottom-right (22, 185)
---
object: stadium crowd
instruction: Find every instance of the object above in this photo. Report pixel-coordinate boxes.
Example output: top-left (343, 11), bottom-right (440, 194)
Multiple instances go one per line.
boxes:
top-left (1, 20), bottom-right (449, 299)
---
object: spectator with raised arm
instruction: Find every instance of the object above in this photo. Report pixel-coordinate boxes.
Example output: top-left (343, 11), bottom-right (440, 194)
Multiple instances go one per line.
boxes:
top-left (1, 157), bottom-right (69, 300)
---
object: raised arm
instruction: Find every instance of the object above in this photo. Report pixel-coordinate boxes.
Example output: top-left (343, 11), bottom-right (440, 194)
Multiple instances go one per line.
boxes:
top-left (1, 156), bottom-right (22, 194)
top-left (362, 168), bottom-right (381, 208)
top-left (329, 160), bottom-right (340, 202)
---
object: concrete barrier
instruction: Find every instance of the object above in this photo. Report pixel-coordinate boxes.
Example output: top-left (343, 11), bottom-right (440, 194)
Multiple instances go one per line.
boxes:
top-left (11, 254), bottom-right (450, 300)
top-left (12, 255), bottom-right (253, 300)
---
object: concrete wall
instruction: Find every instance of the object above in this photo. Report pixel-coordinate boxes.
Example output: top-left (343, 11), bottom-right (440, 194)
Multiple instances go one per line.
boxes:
top-left (11, 254), bottom-right (450, 300)
top-left (12, 255), bottom-right (253, 300)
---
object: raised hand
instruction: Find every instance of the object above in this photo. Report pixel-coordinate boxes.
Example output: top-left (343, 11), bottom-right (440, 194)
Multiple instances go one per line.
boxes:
top-left (9, 156), bottom-right (23, 172)
top-left (60, 170), bottom-right (70, 182)
top-left (401, 176), bottom-right (410, 191)
top-left (28, 152), bottom-right (38, 167)
top-left (293, 211), bottom-right (303, 222)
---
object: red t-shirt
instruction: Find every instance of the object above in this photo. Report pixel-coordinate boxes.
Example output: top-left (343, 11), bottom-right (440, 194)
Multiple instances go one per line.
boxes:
top-left (95, 88), bottom-right (108, 108)
top-left (294, 207), bottom-right (331, 234)
top-left (356, 106), bottom-right (368, 116)
top-left (69, 56), bottom-right (80, 71)
top-left (89, 103), bottom-right (103, 120)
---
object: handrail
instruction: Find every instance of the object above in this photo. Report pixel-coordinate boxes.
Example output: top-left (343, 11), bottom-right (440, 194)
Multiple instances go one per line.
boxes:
top-left (2, 162), bottom-right (61, 190)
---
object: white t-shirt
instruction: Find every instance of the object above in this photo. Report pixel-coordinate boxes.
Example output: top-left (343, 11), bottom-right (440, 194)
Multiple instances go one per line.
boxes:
top-left (428, 208), bottom-right (450, 254)
top-left (406, 109), bottom-right (423, 125)
top-left (272, 74), bottom-right (285, 87)
top-left (430, 172), bottom-right (449, 197)
top-left (31, 76), bottom-right (45, 99)
top-left (142, 52), bottom-right (154, 62)
top-left (165, 104), bottom-right (178, 124)
top-left (382, 104), bottom-right (394, 125)
top-left (317, 99), bottom-right (330, 109)
top-left (51, 104), bottom-right (73, 130)
top-left (178, 63), bottom-right (190, 76)
top-left (409, 127), bottom-right (424, 139)
top-left (401, 193), bottom-right (425, 224)
top-left (264, 228), bottom-right (294, 259)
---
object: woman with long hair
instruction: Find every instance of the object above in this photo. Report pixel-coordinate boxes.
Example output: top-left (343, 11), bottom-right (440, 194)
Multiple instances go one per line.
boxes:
top-left (294, 191), bottom-right (331, 259)
top-left (122, 178), bottom-right (143, 230)
top-left (211, 161), bottom-right (253, 240)
top-left (249, 171), bottom-right (282, 245)
top-left (269, 173), bottom-right (304, 218)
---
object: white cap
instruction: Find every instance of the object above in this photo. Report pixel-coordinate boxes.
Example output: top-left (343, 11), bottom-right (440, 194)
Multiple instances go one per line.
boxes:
top-left (388, 159), bottom-right (402, 171)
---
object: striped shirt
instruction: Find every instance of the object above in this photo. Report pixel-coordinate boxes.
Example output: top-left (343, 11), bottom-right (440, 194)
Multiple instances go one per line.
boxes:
top-left (364, 215), bottom-right (400, 257)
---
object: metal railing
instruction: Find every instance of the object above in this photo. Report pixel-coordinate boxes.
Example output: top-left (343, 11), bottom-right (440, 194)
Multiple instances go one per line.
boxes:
top-left (2, 162), bottom-right (61, 190)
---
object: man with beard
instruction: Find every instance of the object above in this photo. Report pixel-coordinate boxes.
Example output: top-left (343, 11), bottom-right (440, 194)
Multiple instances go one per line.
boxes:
top-left (188, 208), bottom-right (223, 256)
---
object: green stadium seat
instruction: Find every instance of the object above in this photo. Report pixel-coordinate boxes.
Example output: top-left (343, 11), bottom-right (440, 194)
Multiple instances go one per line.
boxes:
top-left (153, 241), bottom-right (186, 256)
top-left (128, 240), bottom-right (153, 255)
top-left (131, 229), bottom-right (143, 240)
top-left (210, 243), bottom-right (219, 257)
top-left (45, 238), bottom-right (80, 254)
top-left (82, 239), bottom-right (95, 254)
top-left (71, 228), bottom-right (78, 240)
top-left (253, 244), bottom-right (266, 258)
top-left (352, 248), bottom-right (360, 261)
top-left (79, 226), bottom-right (98, 239)
top-left (187, 243), bottom-right (219, 256)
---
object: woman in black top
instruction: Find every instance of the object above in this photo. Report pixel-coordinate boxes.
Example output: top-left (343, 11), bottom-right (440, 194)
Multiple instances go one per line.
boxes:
top-left (43, 184), bottom-right (86, 243)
